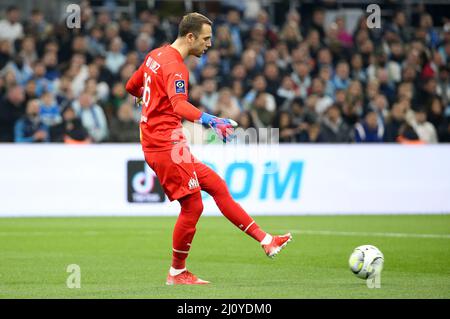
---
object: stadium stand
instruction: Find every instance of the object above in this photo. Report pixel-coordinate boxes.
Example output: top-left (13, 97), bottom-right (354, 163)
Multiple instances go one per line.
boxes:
top-left (0, 0), bottom-right (449, 144)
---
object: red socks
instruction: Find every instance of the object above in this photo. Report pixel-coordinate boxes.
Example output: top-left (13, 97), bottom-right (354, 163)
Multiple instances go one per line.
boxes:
top-left (213, 193), bottom-right (266, 242)
top-left (171, 178), bottom-right (267, 270)
top-left (172, 192), bottom-right (203, 270)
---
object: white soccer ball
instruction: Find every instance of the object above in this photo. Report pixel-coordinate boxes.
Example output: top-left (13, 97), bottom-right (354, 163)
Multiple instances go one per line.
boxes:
top-left (348, 245), bottom-right (384, 279)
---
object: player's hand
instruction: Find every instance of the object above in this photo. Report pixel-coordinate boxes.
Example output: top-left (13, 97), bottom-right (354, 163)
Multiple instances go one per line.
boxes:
top-left (135, 96), bottom-right (143, 107)
top-left (199, 112), bottom-right (238, 143)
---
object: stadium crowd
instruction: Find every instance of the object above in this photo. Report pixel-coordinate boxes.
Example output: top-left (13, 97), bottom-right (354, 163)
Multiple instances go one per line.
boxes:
top-left (0, 1), bottom-right (449, 144)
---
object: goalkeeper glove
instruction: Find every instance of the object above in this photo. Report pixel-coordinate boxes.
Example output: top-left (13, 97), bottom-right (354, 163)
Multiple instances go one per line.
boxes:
top-left (134, 96), bottom-right (143, 107)
top-left (199, 112), bottom-right (238, 143)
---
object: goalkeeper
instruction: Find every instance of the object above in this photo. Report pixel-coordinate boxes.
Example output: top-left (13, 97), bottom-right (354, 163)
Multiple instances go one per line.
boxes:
top-left (126, 12), bottom-right (292, 285)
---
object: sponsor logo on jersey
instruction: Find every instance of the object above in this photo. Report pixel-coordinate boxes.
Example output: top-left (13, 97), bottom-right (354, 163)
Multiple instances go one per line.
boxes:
top-left (175, 80), bottom-right (186, 93)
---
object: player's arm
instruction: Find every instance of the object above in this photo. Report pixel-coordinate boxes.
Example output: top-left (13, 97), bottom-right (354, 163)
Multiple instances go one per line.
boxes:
top-left (125, 64), bottom-right (145, 98)
top-left (165, 64), bottom-right (237, 142)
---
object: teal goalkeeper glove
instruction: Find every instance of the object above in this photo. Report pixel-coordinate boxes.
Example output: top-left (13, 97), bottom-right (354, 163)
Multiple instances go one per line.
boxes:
top-left (199, 112), bottom-right (238, 143)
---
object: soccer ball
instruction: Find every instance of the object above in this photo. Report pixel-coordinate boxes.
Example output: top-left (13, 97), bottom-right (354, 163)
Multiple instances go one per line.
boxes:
top-left (348, 245), bottom-right (384, 279)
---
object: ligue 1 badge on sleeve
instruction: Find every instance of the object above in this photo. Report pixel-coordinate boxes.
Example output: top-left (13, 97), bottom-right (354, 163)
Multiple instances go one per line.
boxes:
top-left (175, 80), bottom-right (186, 93)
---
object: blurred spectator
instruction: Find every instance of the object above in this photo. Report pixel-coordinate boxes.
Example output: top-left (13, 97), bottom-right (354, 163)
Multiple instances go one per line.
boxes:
top-left (389, 11), bottom-right (410, 43)
top-left (200, 79), bottom-right (219, 113)
top-left (277, 75), bottom-right (302, 108)
top-left (263, 62), bottom-right (280, 97)
top-left (106, 37), bottom-right (126, 74)
top-left (354, 111), bottom-right (384, 143)
top-left (308, 7), bottom-right (326, 39)
top-left (241, 49), bottom-right (260, 80)
top-left (5, 55), bottom-right (33, 86)
top-left (109, 102), bottom-right (139, 143)
top-left (342, 80), bottom-right (364, 126)
top-left (250, 92), bottom-right (275, 128)
top-left (235, 111), bottom-right (258, 144)
top-left (19, 36), bottom-right (37, 66)
top-left (320, 104), bottom-right (353, 143)
top-left (279, 19), bottom-right (303, 52)
top-left (243, 74), bottom-right (276, 112)
top-left (0, 40), bottom-right (12, 71)
top-left (104, 82), bottom-right (128, 121)
top-left (290, 60), bottom-right (311, 99)
top-left (0, 85), bottom-right (25, 141)
top-left (384, 102), bottom-right (407, 142)
top-left (32, 61), bottom-right (55, 96)
top-left (215, 87), bottom-right (241, 121)
top-left (39, 91), bottom-right (61, 127)
top-left (0, 6), bottom-right (23, 44)
top-left (72, 92), bottom-right (109, 142)
top-left (350, 53), bottom-right (367, 84)
top-left (368, 93), bottom-right (389, 128)
top-left (297, 121), bottom-right (324, 143)
top-left (311, 78), bottom-right (334, 115)
top-left (214, 25), bottom-right (236, 61)
top-left (50, 105), bottom-right (90, 144)
top-left (410, 108), bottom-right (438, 143)
top-left (135, 32), bottom-right (153, 64)
top-left (42, 51), bottom-right (60, 81)
top-left (87, 26), bottom-right (106, 57)
top-left (397, 123), bottom-right (423, 144)
top-left (331, 61), bottom-right (351, 93)
top-left (14, 99), bottom-right (49, 143)
top-left (223, 8), bottom-right (245, 56)
top-left (272, 111), bottom-right (298, 143)
top-left (68, 53), bottom-right (89, 97)
top-left (419, 13), bottom-right (440, 49)
top-left (336, 16), bottom-right (353, 48)
top-left (436, 65), bottom-right (450, 107)
top-left (24, 8), bottom-right (52, 41)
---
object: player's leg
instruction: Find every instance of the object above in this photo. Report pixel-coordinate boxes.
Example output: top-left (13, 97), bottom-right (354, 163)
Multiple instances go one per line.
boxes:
top-left (167, 191), bottom-right (209, 285)
top-left (144, 150), bottom-right (209, 284)
top-left (194, 160), bottom-right (292, 257)
top-left (171, 191), bottom-right (203, 272)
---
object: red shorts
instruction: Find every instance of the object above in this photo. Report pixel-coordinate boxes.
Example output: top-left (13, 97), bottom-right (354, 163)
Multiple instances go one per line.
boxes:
top-left (144, 145), bottom-right (202, 201)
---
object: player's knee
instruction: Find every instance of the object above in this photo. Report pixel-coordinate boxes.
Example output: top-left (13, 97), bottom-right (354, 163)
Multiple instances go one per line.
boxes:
top-left (190, 197), bottom-right (204, 216)
top-left (208, 177), bottom-right (230, 198)
top-left (180, 192), bottom-right (203, 216)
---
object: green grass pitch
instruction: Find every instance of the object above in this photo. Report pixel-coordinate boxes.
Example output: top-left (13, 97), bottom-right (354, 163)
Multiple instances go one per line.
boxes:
top-left (0, 215), bottom-right (449, 298)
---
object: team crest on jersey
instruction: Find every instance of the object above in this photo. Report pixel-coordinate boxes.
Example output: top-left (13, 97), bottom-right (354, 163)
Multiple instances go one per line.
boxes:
top-left (175, 80), bottom-right (186, 93)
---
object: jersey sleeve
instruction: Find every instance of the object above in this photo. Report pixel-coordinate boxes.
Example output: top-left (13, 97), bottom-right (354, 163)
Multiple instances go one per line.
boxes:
top-left (163, 62), bottom-right (190, 101)
top-left (163, 61), bottom-right (202, 122)
top-left (125, 62), bottom-right (145, 97)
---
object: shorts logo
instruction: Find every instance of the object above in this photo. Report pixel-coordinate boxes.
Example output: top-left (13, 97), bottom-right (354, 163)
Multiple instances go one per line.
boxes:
top-left (188, 171), bottom-right (200, 190)
top-left (175, 80), bottom-right (186, 93)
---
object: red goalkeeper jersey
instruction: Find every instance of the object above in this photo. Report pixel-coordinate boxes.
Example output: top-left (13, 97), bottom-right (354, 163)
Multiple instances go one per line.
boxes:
top-left (126, 45), bottom-right (193, 151)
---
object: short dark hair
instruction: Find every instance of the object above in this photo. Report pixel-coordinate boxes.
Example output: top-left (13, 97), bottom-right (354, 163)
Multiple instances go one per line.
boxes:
top-left (178, 12), bottom-right (212, 38)
top-left (6, 5), bottom-right (19, 13)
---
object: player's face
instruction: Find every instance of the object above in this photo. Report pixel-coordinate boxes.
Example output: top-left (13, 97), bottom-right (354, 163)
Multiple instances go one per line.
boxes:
top-left (190, 24), bottom-right (212, 57)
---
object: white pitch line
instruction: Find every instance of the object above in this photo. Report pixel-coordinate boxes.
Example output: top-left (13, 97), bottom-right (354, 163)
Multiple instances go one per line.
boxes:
top-left (283, 230), bottom-right (450, 239)
top-left (1, 230), bottom-right (449, 239)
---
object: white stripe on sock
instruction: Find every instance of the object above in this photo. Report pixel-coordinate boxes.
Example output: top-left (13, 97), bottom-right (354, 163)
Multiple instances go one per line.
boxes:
top-left (244, 221), bottom-right (255, 233)
top-left (173, 248), bottom-right (189, 254)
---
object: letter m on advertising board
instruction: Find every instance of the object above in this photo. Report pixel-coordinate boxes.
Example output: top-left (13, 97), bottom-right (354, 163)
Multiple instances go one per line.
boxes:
top-left (260, 161), bottom-right (304, 200)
